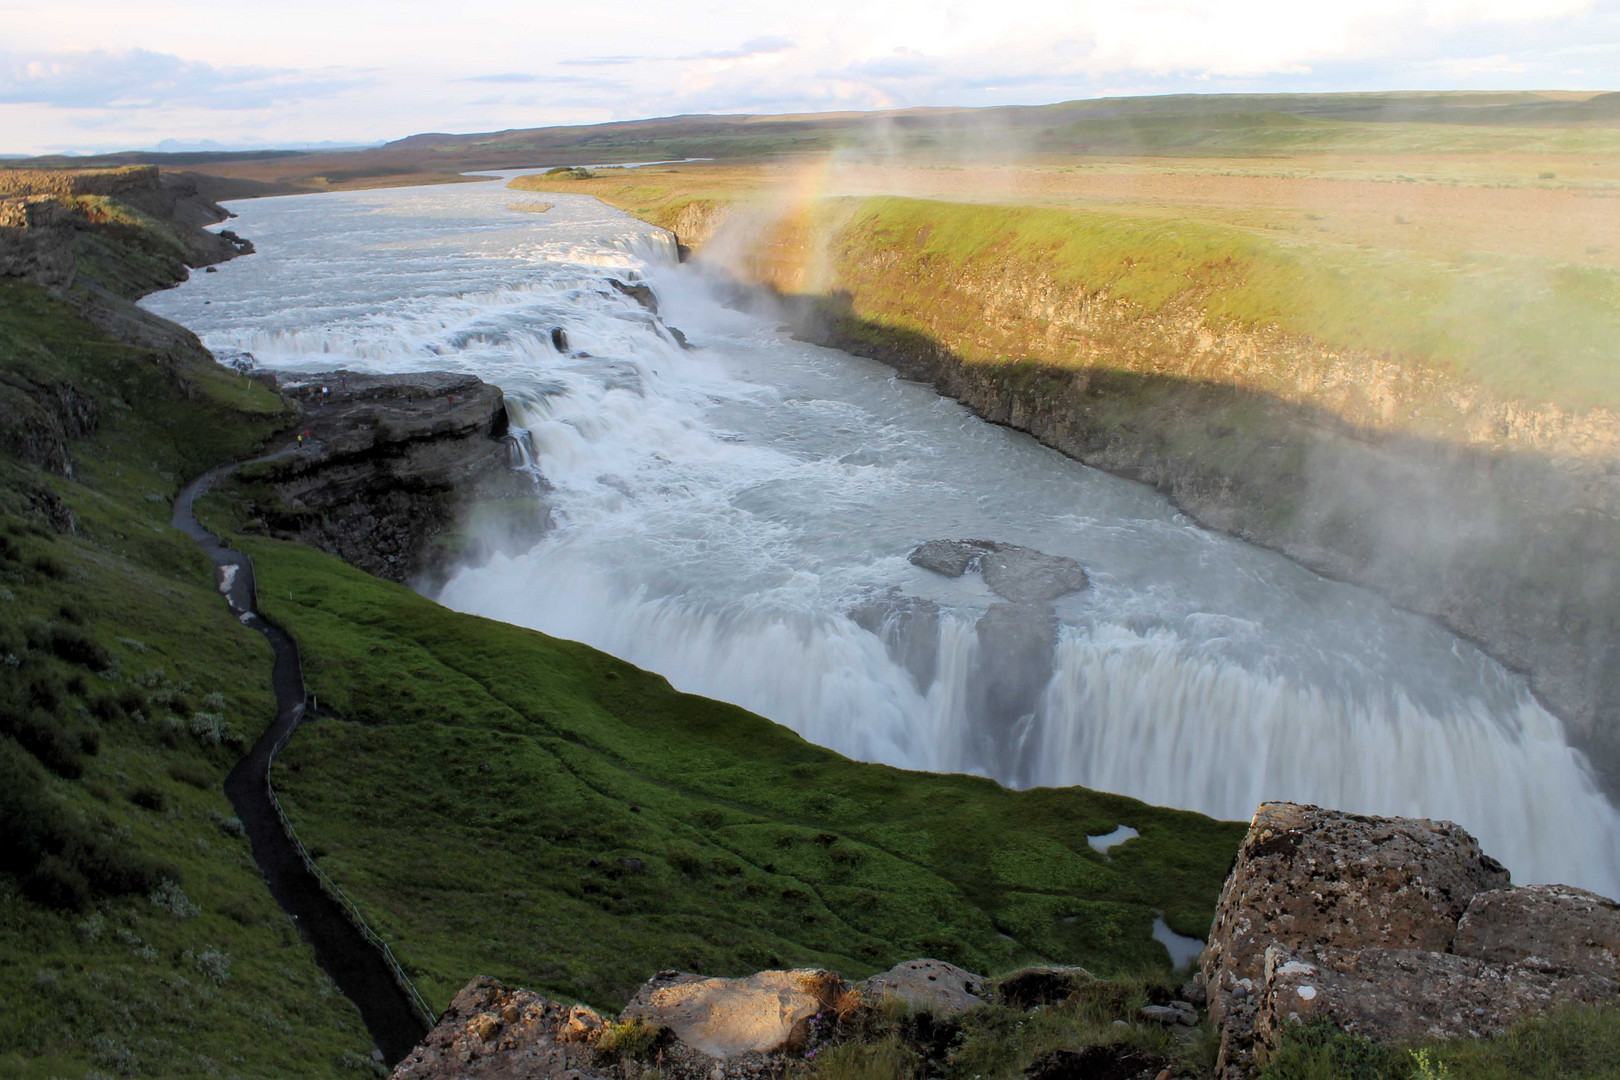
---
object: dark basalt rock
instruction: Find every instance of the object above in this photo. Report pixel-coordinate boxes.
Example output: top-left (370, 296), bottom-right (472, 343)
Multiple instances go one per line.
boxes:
top-left (908, 538), bottom-right (1088, 602)
top-left (608, 277), bottom-right (658, 314)
top-left (247, 370), bottom-right (549, 585)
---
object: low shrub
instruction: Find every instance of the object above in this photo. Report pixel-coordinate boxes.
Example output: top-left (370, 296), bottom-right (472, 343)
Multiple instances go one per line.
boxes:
top-left (168, 758), bottom-right (214, 788)
top-left (3, 706), bottom-right (88, 778)
top-left (810, 1035), bottom-right (921, 1080)
top-left (595, 1019), bottom-right (666, 1059)
top-left (50, 624), bottom-right (111, 670)
top-left (22, 853), bottom-right (91, 910)
top-left (129, 785), bottom-right (168, 811)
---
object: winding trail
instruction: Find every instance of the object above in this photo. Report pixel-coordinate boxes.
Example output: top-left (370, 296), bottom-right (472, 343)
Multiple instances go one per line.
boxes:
top-left (173, 458), bottom-right (430, 1064)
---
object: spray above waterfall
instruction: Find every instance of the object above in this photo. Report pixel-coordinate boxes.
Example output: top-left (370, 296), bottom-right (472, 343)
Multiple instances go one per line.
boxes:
top-left (142, 173), bottom-right (1620, 898)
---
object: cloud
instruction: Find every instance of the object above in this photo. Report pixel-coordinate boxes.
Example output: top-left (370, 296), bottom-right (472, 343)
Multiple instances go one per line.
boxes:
top-left (557, 56), bottom-right (648, 67)
top-left (456, 72), bottom-right (592, 84)
top-left (688, 36), bottom-right (797, 60)
top-left (0, 47), bottom-right (361, 110)
top-left (1427, 53), bottom-right (1532, 77)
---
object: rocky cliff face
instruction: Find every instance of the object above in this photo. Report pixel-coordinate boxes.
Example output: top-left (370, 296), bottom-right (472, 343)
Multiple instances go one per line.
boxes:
top-left (240, 370), bottom-right (547, 585)
top-left (671, 205), bottom-right (1620, 795)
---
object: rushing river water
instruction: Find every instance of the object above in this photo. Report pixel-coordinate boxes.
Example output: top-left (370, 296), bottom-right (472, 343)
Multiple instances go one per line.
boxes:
top-left (144, 173), bottom-right (1620, 897)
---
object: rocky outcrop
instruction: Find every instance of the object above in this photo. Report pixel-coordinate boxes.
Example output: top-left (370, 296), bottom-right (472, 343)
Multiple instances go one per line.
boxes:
top-left (0, 197), bottom-right (78, 287)
top-left (0, 370), bottom-right (99, 476)
top-left (1202, 802), bottom-right (1619, 1076)
top-left (1254, 945), bottom-right (1615, 1049)
top-left (243, 370), bottom-right (546, 584)
top-left (908, 539), bottom-right (1088, 603)
top-left (1454, 884), bottom-right (1620, 976)
top-left (395, 969), bottom-right (850, 1080)
top-left (391, 976), bottom-right (612, 1080)
top-left (1, 169), bottom-right (258, 478)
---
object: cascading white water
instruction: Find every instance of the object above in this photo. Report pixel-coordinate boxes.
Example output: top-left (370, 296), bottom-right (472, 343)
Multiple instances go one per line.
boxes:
top-left (143, 172), bottom-right (1620, 897)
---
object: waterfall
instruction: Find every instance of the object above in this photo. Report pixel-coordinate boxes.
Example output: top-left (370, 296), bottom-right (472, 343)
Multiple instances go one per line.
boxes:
top-left (140, 179), bottom-right (1620, 899)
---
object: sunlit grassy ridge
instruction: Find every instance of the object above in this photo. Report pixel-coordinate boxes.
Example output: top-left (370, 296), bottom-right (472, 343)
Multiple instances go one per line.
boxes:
top-left (822, 196), bottom-right (1620, 411)
top-left (531, 160), bottom-right (1620, 413)
top-left (225, 534), bottom-right (1243, 1012)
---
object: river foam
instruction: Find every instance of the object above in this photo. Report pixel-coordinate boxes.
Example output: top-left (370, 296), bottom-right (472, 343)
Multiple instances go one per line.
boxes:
top-left (143, 174), bottom-right (1620, 897)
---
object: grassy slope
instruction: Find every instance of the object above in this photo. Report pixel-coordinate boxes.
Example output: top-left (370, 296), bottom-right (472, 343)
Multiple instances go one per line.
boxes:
top-left (0, 276), bottom-right (380, 1077)
top-left (220, 535), bottom-right (1244, 1013)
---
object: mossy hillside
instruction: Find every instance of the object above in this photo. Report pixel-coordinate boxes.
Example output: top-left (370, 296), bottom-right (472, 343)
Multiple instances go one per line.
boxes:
top-left (220, 533), bottom-right (1245, 1013)
top-left (0, 268), bottom-right (376, 1075)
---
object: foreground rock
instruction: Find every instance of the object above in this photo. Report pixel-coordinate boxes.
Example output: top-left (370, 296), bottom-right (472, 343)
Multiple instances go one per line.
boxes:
top-left (1202, 802), bottom-right (1619, 1076)
top-left (244, 369), bottom-right (547, 584)
top-left (395, 962), bottom-right (1008, 1080)
top-left (621, 968), bottom-right (845, 1059)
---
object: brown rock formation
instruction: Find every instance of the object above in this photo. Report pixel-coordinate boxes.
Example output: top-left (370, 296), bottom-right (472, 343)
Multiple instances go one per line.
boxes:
top-left (621, 968), bottom-right (846, 1059)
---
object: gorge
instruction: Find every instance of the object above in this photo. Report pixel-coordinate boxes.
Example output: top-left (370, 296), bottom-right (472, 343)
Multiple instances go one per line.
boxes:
top-left (140, 173), bottom-right (1620, 900)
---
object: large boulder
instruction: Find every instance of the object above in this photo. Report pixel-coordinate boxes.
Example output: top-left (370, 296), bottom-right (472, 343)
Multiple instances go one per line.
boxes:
top-left (1254, 945), bottom-right (1617, 1051)
top-left (251, 370), bottom-right (548, 584)
top-left (1201, 802), bottom-right (1510, 1017)
top-left (857, 959), bottom-right (988, 1016)
top-left (974, 601), bottom-right (1059, 731)
top-left (848, 590), bottom-right (942, 692)
top-left (1201, 802), bottom-right (1620, 1078)
top-left (1454, 884), bottom-right (1620, 977)
top-left (620, 968), bottom-right (845, 1060)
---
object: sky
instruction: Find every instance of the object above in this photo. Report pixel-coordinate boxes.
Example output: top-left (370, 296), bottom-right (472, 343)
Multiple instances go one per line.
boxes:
top-left (1, 0), bottom-right (1616, 155)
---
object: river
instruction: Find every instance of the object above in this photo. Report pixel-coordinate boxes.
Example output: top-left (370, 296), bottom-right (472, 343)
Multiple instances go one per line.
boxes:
top-left (142, 172), bottom-right (1620, 897)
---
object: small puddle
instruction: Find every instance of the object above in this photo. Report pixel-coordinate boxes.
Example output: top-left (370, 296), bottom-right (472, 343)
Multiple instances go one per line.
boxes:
top-left (1087, 825), bottom-right (1138, 853)
top-left (1153, 915), bottom-right (1206, 969)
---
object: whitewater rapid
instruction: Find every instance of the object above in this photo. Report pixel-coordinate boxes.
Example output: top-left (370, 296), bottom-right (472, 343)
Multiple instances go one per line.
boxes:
top-left (143, 173), bottom-right (1620, 897)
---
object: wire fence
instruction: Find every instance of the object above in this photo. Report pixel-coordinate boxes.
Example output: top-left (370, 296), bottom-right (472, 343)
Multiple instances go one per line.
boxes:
top-left (192, 472), bottom-right (439, 1033)
top-left (229, 529), bottom-right (440, 1032)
